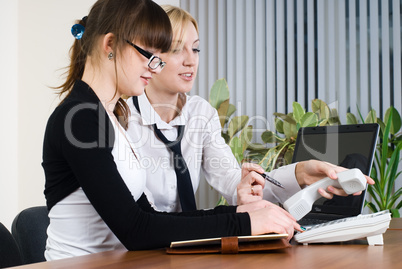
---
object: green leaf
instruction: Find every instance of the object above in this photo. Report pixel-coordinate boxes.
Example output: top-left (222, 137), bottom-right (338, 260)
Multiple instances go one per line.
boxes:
top-left (293, 102), bottom-right (305, 123)
top-left (384, 142), bottom-right (401, 203)
top-left (221, 132), bottom-right (230, 144)
top-left (318, 119), bottom-right (328, 126)
top-left (283, 119), bottom-right (297, 140)
top-left (239, 125), bottom-right (253, 152)
top-left (395, 197), bottom-right (402, 210)
top-left (209, 78), bottom-right (229, 109)
top-left (259, 143), bottom-right (291, 171)
top-left (247, 143), bottom-right (267, 151)
top-left (274, 112), bottom-right (286, 119)
top-left (328, 108), bottom-right (341, 125)
top-left (275, 118), bottom-right (284, 133)
top-left (390, 209), bottom-right (400, 218)
top-left (216, 196), bottom-right (229, 206)
top-left (283, 147), bottom-right (294, 165)
top-left (356, 105), bottom-right (365, 123)
top-left (366, 186), bottom-right (382, 211)
top-left (244, 153), bottom-right (265, 164)
top-left (384, 107), bottom-right (402, 135)
top-left (365, 109), bottom-right (377, 123)
top-left (258, 146), bottom-right (279, 171)
top-left (365, 201), bottom-right (379, 213)
top-left (274, 112), bottom-right (296, 125)
top-left (311, 99), bottom-right (330, 120)
top-left (217, 99), bottom-right (229, 128)
top-left (228, 115), bottom-right (249, 138)
top-left (300, 112), bottom-right (318, 127)
top-left (377, 118), bottom-right (386, 139)
top-left (380, 112), bottom-right (393, 182)
top-left (227, 104), bottom-right (236, 119)
top-left (346, 113), bottom-right (358, 124)
top-left (261, 130), bottom-right (280, 143)
top-left (229, 136), bottom-right (243, 164)
top-left (270, 142), bottom-right (291, 170)
top-left (387, 187), bottom-right (402, 209)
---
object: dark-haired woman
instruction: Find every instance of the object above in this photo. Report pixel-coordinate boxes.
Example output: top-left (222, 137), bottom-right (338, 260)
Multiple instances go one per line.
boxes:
top-left (42, 0), bottom-right (302, 260)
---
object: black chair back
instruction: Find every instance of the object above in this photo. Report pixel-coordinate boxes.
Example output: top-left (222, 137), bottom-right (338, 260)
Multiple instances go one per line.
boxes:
top-left (0, 222), bottom-right (23, 268)
top-left (12, 206), bottom-right (49, 265)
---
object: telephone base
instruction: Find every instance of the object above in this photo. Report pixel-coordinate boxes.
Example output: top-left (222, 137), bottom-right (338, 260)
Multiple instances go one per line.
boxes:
top-left (367, 234), bottom-right (383, 246)
top-left (300, 233), bottom-right (385, 246)
top-left (294, 210), bottom-right (391, 245)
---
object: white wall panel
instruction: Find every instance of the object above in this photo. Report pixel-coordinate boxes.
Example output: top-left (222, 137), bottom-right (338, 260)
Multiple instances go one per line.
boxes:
top-left (287, 0), bottom-right (296, 109)
top-left (328, 0), bottom-right (337, 103)
top-left (382, 0), bottom-right (391, 114)
top-left (235, 0), bottom-right (246, 114)
top-left (255, 0), bottom-right (267, 132)
top-left (245, 1), bottom-right (256, 118)
top-left (338, 0), bottom-right (347, 121)
top-left (370, 0), bottom-right (381, 115)
top-left (296, 0), bottom-right (305, 104)
top-left (276, 0), bottom-right (286, 112)
top-left (393, 0), bottom-right (401, 111)
top-left (317, 0), bottom-right (327, 102)
top-left (266, 0), bottom-right (276, 127)
top-left (349, 0), bottom-right (358, 115)
top-left (359, 0), bottom-right (370, 115)
top-left (307, 0), bottom-right (316, 107)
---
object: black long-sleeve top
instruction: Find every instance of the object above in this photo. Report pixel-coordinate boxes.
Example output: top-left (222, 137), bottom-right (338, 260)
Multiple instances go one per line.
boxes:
top-left (42, 80), bottom-right (251, 251)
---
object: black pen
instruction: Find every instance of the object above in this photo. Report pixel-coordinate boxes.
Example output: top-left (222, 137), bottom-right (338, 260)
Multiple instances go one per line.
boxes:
top-left (258, 172), bottom-right (285, 189)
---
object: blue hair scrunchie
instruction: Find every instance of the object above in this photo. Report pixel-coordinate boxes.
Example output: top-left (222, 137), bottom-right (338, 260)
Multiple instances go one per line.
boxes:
top-left (71, 23), bottom-right (85, 40)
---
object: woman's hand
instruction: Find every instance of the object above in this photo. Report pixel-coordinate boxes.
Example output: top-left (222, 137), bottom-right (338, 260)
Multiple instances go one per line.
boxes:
top-left (236, 200), bottom-right (271, 213)
top-left (295, 160), bottom-right (375, 199)
top-left (237, 163), bottom-right (266, 205)
top-left (247, 201), bottom-right (302, 241)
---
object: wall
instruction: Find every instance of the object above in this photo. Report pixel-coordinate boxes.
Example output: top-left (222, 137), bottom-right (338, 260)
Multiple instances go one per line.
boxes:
top-left (0, 0), bottom-right (19, 231)
top-left (0, 0), bottom-right (178, 230)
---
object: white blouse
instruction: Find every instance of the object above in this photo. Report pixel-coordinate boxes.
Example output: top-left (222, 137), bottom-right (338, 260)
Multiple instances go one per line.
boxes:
top-left (126, 93), bottom-right (301, 212)
top-left (45, 114), bottom-right (145, 260)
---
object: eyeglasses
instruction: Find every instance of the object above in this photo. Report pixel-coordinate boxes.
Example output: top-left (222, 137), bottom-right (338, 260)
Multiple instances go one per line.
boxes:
top-left (125, 40), bottom-right (166, 70)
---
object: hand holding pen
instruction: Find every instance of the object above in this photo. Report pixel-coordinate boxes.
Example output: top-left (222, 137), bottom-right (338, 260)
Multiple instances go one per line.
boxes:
top-left (236, 163), bottom-right (266, 205)
top-left (237, 163), bottom-right (287, 206)
top-left (258, 172), bottom-right (285, 189)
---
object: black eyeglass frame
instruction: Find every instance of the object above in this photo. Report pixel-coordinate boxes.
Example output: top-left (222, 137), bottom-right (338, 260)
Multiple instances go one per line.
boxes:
top-left (125, 40), bottom-right (166, 70)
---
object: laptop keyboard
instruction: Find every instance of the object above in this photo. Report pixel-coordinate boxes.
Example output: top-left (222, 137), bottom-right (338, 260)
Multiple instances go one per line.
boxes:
top-left (297, 213), bottom-right (346, 226)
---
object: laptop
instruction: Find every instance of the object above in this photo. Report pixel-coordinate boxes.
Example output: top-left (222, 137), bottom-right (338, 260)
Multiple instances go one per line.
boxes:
top-left (291, 123), bottom-right (379, 226)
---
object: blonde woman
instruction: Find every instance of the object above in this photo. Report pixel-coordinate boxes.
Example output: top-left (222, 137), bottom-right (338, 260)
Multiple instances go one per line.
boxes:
top-left (126, 5), bottom-right (372, 215)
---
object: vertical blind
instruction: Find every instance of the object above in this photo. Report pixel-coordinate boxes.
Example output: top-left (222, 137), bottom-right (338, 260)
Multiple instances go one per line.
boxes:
top-left (179, 0), bottom-right (402, 209)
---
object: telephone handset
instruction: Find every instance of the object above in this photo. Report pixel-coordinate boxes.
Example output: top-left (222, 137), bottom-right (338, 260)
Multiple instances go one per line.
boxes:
top-left (283, 168), bottom-right (366, 221)
top-left (283, 169), bottom-right (391, 245)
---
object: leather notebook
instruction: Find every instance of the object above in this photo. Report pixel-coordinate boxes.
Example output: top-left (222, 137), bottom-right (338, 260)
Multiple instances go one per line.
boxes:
top-left (166, 234), bottom-right (291, 254)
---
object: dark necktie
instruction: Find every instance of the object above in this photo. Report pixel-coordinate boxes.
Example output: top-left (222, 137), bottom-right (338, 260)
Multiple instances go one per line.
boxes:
top-left (132, 96), bottom-right (197, 211)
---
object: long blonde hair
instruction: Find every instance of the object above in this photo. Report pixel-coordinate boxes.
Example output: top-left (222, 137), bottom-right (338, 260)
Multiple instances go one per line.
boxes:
top-left (162, 5), bottom-right (198, 53)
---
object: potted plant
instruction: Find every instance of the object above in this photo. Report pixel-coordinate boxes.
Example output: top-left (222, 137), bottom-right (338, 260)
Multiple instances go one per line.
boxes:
top-left (209, 78), bottom-right (402, 217)
top-left (209, 79), bottom-right (251, 205)
top-left (209, 78), bottom-right (252, 164)
top-left (348, 107), bottom-right (402, 217)
top-left (255, 99), bottom-right (340, 171)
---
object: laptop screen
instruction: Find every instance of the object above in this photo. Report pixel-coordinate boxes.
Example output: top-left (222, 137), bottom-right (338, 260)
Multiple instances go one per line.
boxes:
top-left (292, 124), bottom-right (379, 217)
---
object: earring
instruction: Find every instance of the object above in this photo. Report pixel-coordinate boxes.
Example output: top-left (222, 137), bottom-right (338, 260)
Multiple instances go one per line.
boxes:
top-left (108, 52), bottom-right (114, 60)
